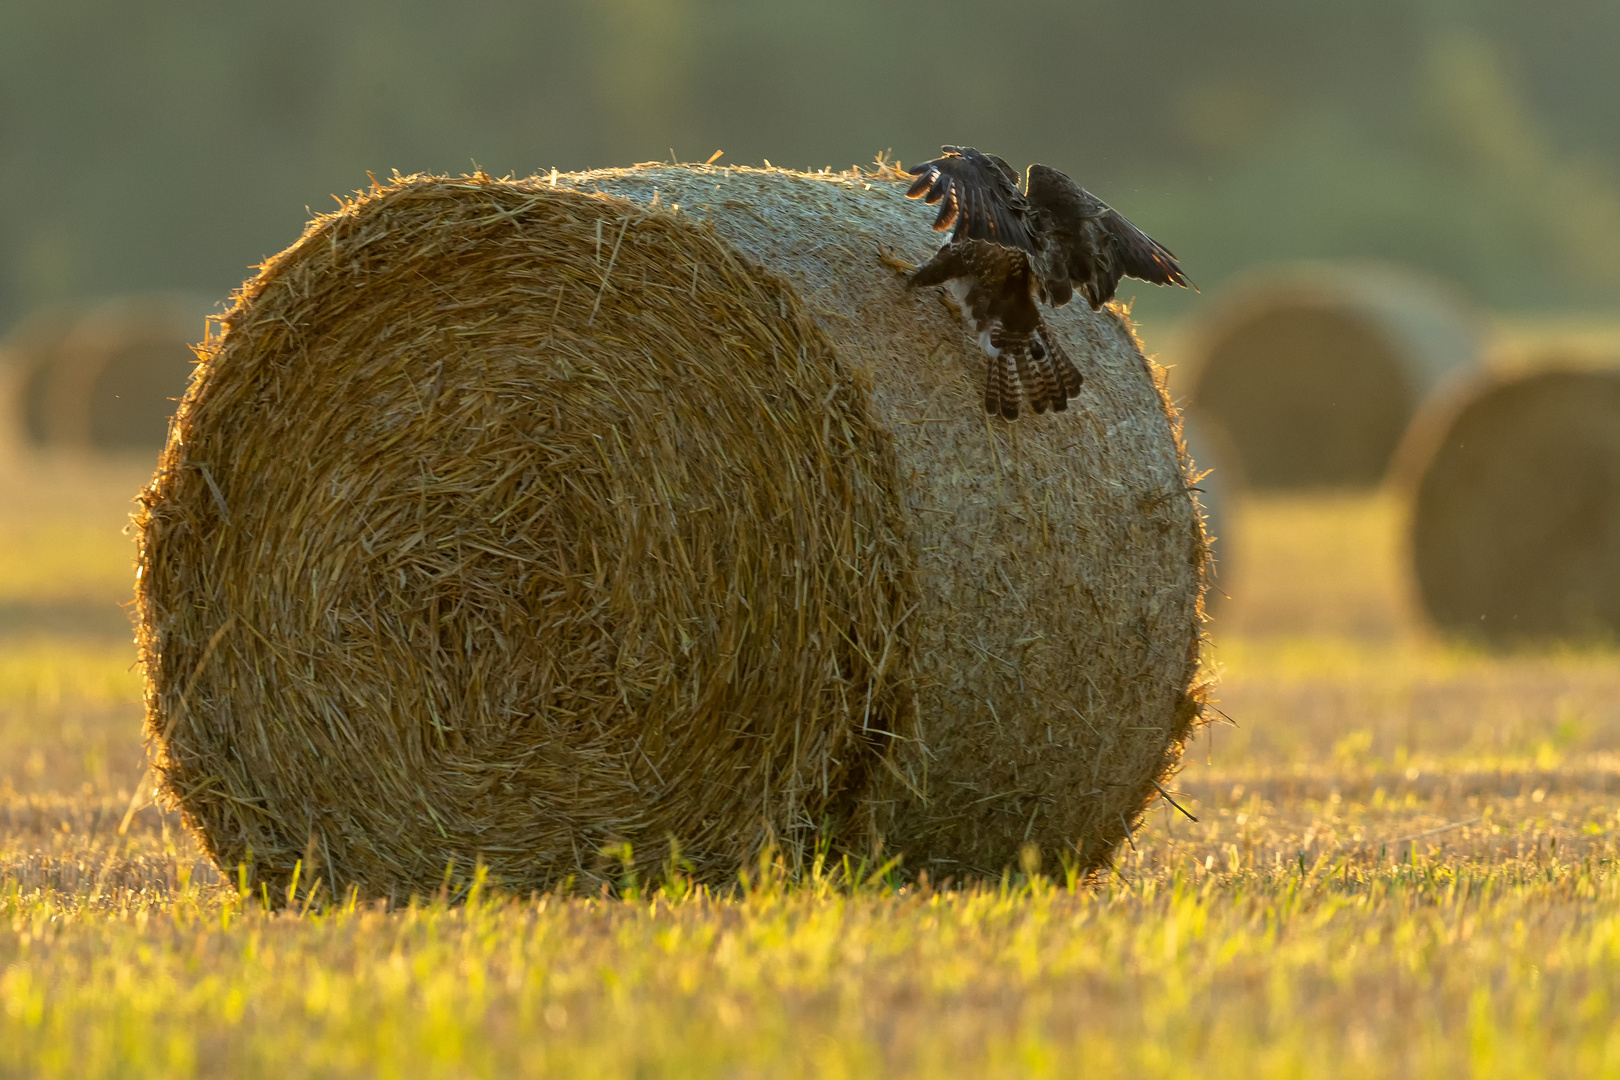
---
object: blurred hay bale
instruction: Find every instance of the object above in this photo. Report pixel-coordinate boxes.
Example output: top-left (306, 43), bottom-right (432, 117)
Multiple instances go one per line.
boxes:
top-left (51, 295), bottom-right (204, 453)
top-left (1403, 364), bottom-right (1620, 643)
top-left (1183, 262), bottom-right (1483, 489)
top-left (3, 295), bottom-right (203, 454)
top-left (0, 305), bottom-right (81, 451)
top-left (136, 167), bottom-right (1207, 899)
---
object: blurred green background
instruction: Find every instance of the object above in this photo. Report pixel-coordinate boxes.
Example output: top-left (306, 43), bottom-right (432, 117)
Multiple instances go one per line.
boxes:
top-left (3, 0), bottom-right (1619, 332)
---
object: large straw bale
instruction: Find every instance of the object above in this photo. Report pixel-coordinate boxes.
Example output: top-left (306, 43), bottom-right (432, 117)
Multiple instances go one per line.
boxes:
top-left (1403, 365), bottom-right (1620, 643)
top-left (1183, 262), bottom-right (1482, 489)
top-left (135, 166), bottom-right (1208, 899)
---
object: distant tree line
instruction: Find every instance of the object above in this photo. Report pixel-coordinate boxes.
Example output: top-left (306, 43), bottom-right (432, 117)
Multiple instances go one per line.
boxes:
top-left (1, 0), bottom-right (1617, 328)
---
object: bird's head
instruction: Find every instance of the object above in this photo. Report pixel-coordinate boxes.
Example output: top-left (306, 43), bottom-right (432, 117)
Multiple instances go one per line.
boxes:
top-left (946, 146), bottom-right (1021, 190)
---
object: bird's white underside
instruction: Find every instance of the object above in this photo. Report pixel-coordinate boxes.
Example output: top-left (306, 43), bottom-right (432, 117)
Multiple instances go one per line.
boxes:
top-left (939, 278), bottom-right (999, 357)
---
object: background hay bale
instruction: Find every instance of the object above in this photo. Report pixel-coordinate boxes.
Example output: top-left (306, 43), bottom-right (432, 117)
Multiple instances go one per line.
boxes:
top-left (1403, 364), bottom-right (1620, 644)
top-left (1182, 262), bottom-right (1483, 489)
top-left (6, 295), bottom-right (203, 455)
top-left (0, 305), bottom-right (81, 451)
top-left (136, 167), bottom-right (1207, 899)
top-left (54, 295), bottom-right (204, 453)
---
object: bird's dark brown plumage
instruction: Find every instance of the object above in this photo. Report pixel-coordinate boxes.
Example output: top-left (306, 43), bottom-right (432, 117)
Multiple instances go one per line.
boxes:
top-left (904, 147), bottom-right (1033, 252)
top-left (900, 147), bottom-right (1190, 419)
top-left (1021, 163), bottom-right (1189, 310)
top-left (908, 239), bottom-right (1083, 420)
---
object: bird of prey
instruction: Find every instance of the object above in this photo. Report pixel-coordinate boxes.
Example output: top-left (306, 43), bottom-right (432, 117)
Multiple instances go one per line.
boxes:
top-left (895, 146), bottom-right (1191, 420)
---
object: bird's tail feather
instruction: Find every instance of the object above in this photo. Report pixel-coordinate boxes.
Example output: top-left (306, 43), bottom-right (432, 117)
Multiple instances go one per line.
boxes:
top-left (1045, 330), bottom-right (1084, 403)
top-left (984, 347), bottom-right (1020, 421)
top-left (1011, 339), bottom-right (1058, 416)
top-left (986, 326), bottom-right (1084, 419)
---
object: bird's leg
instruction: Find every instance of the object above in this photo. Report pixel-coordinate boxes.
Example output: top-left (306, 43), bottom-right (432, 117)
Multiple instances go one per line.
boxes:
top-left (876, 245), bottom-right (917, 276)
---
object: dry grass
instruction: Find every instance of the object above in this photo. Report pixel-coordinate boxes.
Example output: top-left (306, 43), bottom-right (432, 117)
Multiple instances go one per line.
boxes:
top-left (1200, 492), bottom-right (1620, 768)
top-left (5, 426), bottom-right (1620, 1074)
top-left (11, 848), bottom-right (1620, 1079)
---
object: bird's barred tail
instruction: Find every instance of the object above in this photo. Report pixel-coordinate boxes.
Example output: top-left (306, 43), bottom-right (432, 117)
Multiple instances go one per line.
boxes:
top-left (1044, 329), bottom-right (1084, 403)
top-left (985, 344), bottom-right (1020, 421)
top-left (986, 326), bottom-right (1084, 420)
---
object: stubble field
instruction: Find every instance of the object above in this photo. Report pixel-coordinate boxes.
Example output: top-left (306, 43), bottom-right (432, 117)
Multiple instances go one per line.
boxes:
top-left (3, 448), bottom-right (1619, 1078)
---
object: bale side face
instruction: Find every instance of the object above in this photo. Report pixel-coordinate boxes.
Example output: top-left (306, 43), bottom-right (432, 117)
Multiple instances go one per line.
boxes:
top-left (563, 165), bottom-right (1209, 876)
top-left (137, 179), bottom-right (914, 898)
top-left (1410, 367), bottom-right (1620, 643)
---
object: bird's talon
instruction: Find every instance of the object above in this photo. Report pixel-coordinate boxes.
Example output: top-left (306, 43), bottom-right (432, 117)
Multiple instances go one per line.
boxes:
top-left (877, 245), bottom-right (917, 276)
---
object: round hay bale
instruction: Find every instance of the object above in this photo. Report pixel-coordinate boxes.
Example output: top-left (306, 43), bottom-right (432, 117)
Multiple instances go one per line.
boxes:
top-left (36, 295), bottom-right (203, 453)
top-left (1184, 262), bottom-right (1483, 489)
top-left (0, 305), bottom-right (81, 450)
top-left (1404, 365), bottom-right (1620, 643)
top-left (136, 167), bottom-right (1208, 899)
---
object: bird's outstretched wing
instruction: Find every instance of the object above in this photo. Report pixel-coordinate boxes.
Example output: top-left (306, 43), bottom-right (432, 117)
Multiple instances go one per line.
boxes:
top-left (1023, 162), bottom-right (1192, 304)
top-left (1097, 209), bottom-right (1189, 289)
top-left (905, 147), bottom-right (1035, 253)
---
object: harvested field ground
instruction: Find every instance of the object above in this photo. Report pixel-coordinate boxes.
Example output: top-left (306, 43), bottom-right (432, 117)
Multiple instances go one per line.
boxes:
top-left (3, 449), bottom-right (1620, 1077)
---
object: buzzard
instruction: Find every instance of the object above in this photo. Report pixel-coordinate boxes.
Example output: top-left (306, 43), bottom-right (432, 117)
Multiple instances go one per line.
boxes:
top-left (897, 146), bottom-right (1191, 420)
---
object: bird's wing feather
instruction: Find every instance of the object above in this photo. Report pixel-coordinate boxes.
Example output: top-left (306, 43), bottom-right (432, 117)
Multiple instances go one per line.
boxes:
top-left (1098, 208), bottom-right (1190, 288)
top-left (906, 149), bottom-right (1035, 253)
